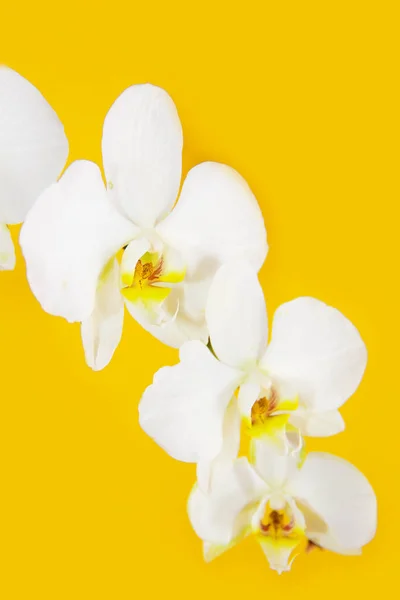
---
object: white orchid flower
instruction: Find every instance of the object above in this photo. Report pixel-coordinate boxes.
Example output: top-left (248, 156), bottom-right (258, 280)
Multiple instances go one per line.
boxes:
top-left (20, 84), bottom-right (267, 370)
top-left (0, 66), bottom-right (68, 270)
top-left (139, 261), bottom-right (367, 488)
top-left (188, 440), bottom-right (377, 574)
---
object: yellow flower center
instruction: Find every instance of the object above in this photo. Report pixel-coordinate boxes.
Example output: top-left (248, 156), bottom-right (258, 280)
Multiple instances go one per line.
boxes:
top-left (251, 389), bottom-right (279, 426)
top-left (260, 504), bottom-right (295, 539)
top-left (121, 249), bottom-right (186, 312)
top-left (247, 386), bottom-right (299, 442)
top-left (133, 254), bottom-right (163, 288)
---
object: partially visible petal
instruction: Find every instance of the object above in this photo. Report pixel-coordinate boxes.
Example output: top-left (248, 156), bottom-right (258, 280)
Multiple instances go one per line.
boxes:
top-left (139, 341), bottom-right (242, 463)
top-left (203, 498), bottom-right (257, 562)
top-left (180, 277), bottom-right (211, 323)
top-left (296, 499), bottom-right (361, 555)
top-left (125, 285), bottom-right (173, 323)
top-left (125, 298), bottom-right (209, 348)
top-left (102, 84), bottom-right (182, 228)
top-left (120, 237), bottom-right (151, 288)
top-left (0, 224), bottom-right (16, 270)
top-left (188, 457), bottom-right (267, 546)
top-left (289, 409), bottom-right (345, 437)
top-left (196, 397), bottom-right (241, 493)
top-left (132, 276), bottom-right (211, 347)
top-left (305, 535), bottom-right (362, 556)
top-left (0, 67), bottom-right (68, 224)
top-left (20, 160), bottom-right (137, 322)
top-left (250, 438), bottom-right (299, 489)
top-left (156, 244), bottom-right (186, 284)
top-left (238, 380), bottom-right (261, 419)
top-left (258, 536), bottom-right (301, 574)
top-left (261, 297), bottom-right (367, 412)
top-left (81, 259), bottom-right (124, 371)
top-left (157, 161), bottom-right (267, 275)
top-left (290, 452), bottom-right (377, 552)
top-left (206, 262), bottom-right (268, 369)
top-left (250, 415), bottom-right (292, 454)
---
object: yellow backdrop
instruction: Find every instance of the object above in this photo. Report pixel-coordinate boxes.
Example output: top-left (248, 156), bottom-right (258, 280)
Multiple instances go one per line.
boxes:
top-left (0, 1), bottom-right (397, 597)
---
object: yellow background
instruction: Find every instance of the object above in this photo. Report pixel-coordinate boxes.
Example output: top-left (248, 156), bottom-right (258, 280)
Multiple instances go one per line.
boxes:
top-left (0, 1), bottom-right (398, 597)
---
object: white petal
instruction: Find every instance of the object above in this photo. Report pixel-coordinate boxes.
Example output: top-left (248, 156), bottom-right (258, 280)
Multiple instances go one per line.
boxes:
top-left (291, 452), bottom-right (377, 551)
top-left (20, 160), bottom-right (136, 323)
top-left (202, 500), bottom-right (257, 562)
top-left (261, 297), bottom-right (367, 412)
top-left (188, 457), bottom-right (267, 545)
top-left (181, 277), bottom-right (212, 322)
top-left (289, 409), bottom-right (345, 437)
top-left (237, 380), bottom-right (261, 418)
top-left (196, 398), bottom-right (241, 493)
top-left (102, 84), bottom-right (182, 228)
top-left (258, 536), bottom-right (299, 574)
top-left (205, 261), bottom-right (268, 369)
top-left (139, 340), bottom-right (241, 463)
top-left (155, 162), bottom-right (267, 347)
top-left (157, 162), bottom-right (267, 277)
top-left (251, 439), bottom-right (299, 489)
top-left (0, 67), bottom-right (68, 224)
top-left (129, 276), bottom-right (211, 348)
top-left (125, 291), bottom-right (209, 348)
top-left (306, 535), bottom-right (362, 556)
top-left (81, 259), bottom-right (124, 371)
top-left (0, 224), bottom-right (16, 270)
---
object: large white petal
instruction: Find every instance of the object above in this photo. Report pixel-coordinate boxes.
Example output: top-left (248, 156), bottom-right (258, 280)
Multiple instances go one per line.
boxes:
top-left (206, 262), bottom-right (268, 368)
top-left (290, 452), bottom-right (377, 552)
top-left (188, 457), bottom-right (267, 545)
top-left (139, 340), bottom-right (242, 463)
top-left (81, 259), bottom-right (125, 371)
top-left (20, 160), bottom-right (136, 322)
top-left (155, 162), bottom-right (267, 347)
top-left (157, 161), bottom-right (267, 275)
top-left (158, 162), bottom-right (268, 276)
top-left (0, 67), bottom-right (68, 224)
top-left (0, 224), bottom-right (16, 270)
top-left (261, 297), bottom-right (367, 412)
top-left (102, 84), bottom-right (182, 228)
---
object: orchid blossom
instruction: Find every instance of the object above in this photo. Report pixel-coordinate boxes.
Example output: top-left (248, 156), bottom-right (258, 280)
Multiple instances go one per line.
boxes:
top-left (188, 440), bottom-right (377, 573)
top-left (20, 85), bottom-right (267, 370)
top-left (139, 261), bottom-right (367, 488)
top-left (0, 66), bottom-right (68, 270)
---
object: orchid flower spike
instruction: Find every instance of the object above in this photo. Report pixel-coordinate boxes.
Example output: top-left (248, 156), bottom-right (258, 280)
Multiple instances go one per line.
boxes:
top-left (139, 261), bottom-right (367, 489)
top-left (20, 85), bottom-right (267, 370)
top-left (0, 66), bottom-right (68, 270)
top-left (188, 440), bottom-right (377, 574)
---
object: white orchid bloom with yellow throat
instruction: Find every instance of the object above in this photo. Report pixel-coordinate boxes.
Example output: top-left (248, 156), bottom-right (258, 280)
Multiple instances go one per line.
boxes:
top-left (0, 66), bottom-right (68, 270)
top-left (139, 261), bottom-right (367, 488)
top-left (20, 84), bottom-right (267, 370)
top-left (188, 440), bottom-right (377, 574)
